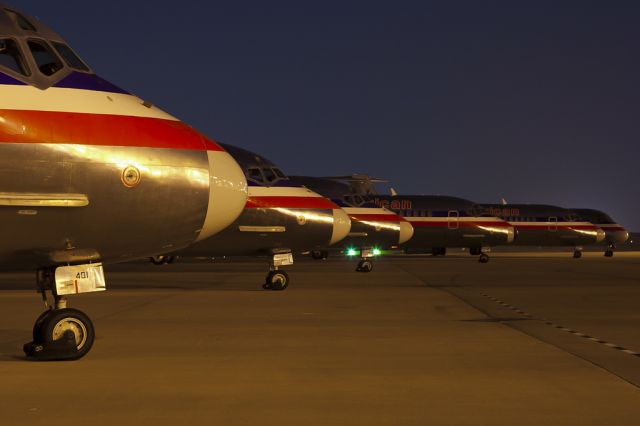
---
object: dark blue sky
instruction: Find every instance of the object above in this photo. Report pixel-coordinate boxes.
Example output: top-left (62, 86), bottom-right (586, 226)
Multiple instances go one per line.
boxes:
top-left (18, 1), bottom-right (640, 229)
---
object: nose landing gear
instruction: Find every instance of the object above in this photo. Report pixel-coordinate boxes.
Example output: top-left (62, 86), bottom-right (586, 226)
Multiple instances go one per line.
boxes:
top-left (573, 248), bottom-right (583, 259)
top-left (470, 247), bottom-right (491, 263)
top-left (352, 247), bottom-right (376, 273)
top-left (262, 251), bottom-right (293, 291)
top-left (310, 250), bottom-right (329, 260)
top-left (356, 259), bottom-right (373, 273)
top-left (150, 255), bottom-right (176, 265)
top-left (263, 270), bottom-right (289, 291)
top-left (604, 244), bottom-right (615, 257)
top-left (24, 265), bottom-right (102, 361)
top-left (432, 247), bottom-right (447, 257)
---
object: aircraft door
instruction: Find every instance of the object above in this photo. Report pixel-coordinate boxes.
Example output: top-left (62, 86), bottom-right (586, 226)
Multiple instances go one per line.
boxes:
top-left (548, 216), bottom-right (558, 232)
top-left (448, 210), bottom-right (459, 230)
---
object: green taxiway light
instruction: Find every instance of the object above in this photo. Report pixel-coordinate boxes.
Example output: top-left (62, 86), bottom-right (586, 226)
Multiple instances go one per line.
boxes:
top-left (347, 248), bottom-right (358, 256)
top-left (373, 248), bottom-right (382, 256)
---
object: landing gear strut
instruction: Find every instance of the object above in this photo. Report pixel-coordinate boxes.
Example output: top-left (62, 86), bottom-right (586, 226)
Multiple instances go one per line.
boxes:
top-left (262, 252), bottom-right (293, 291)
top-left (24, 267), bottom-right (99, 360)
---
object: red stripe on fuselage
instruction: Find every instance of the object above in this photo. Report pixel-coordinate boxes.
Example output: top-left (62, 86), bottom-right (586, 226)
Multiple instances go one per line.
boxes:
top-left (599, 226), bottom-right (627, 232)
top-left (408, 221), bottom-right (511, 228)
top-left (0, 109), bottom-right (223, 151)
top-left (349, 214), bottom-right (403, 223)
top-left (245, 196), bottom-right (337, 209)
top-left (514, 224), bottom-right (599, 231)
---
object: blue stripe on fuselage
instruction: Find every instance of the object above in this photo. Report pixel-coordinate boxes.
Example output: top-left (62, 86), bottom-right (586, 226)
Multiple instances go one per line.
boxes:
top-left (0, 72), bottom-right (27, 85)
top-left (0, 70), bottom-right (129, 94)
top-left (247, 180), bottom-right (303, 188)
top-left (54, 72), bottom-right (129, 94)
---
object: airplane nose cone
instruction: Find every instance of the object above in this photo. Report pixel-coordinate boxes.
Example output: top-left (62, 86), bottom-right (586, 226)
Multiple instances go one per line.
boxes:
top-left (196, 150), bottom-right (248, 241)
top-left (398, 221), bottom-right (414, 244)
top-left (610, 228), bottom-right (630, 245)
top-left (621, 230), bottom-right (630, 244)
top-left (330, 208), bottom-right (352, 245)
top-left (507, 226), bottom-right (516, 243)
top-left (596, 227), bottom-right (606, 243)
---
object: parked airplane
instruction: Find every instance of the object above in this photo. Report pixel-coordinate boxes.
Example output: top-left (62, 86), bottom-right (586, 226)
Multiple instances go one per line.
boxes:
top-left (310, 175), bottom-right (513, 262)
top-left (374, 195), bottom-right (515, 262)
top-left (571, 208), bottom-right (629, 256)
top-left (288, 176), bottom-right (413, 272)
top-left (155, 145), bottom-right (351, 289)
top-left (0, 6), bottom-right (248, 359)
top-left (481, 204), bottom-right (606, 257)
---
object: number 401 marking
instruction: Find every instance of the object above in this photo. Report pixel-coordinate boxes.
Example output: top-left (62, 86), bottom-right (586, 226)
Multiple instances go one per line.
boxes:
top-left (76, 271), bottom-right (89, 279)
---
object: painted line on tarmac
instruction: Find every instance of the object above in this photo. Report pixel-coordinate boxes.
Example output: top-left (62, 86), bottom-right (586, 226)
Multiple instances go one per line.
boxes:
top-left (479, 292), bottom-right (640, 359)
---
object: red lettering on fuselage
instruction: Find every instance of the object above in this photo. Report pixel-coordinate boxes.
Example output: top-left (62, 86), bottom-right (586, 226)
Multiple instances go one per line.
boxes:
top-left (489, 207), bottom-right (520, 217)
top-left (373, 198), bottom-right (412, 210)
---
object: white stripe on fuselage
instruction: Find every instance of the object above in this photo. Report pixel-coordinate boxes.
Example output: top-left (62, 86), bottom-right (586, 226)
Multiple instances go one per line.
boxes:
top-left (404, 217), bottom-right (506, 222)
top-left (247, 186), bottom-right (324, 197)
top-left (342, 207), bottom-right (397, 215)
top-left (0, 85), bottom-right (178, 120)
top-left (507, 221), bottom-right (595, 227)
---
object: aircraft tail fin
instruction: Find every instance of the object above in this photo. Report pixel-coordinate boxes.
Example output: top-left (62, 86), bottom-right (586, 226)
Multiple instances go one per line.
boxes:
top-left (390, 188), bottom-right (398, 196)
top-left (501, 198), bottom-right (508, 205)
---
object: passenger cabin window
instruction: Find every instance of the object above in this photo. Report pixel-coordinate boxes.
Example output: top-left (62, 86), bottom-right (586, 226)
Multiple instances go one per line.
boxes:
top-left (52, 42), bottom-right (90, 72)
top-left (28, 40), bottom-right (63, 76)
top-left (5, 9), bottom-right (37, 32)
top-left (247, 167), bottom-right (264, 184)
top-left (0, 38), bottom-right (29, 75)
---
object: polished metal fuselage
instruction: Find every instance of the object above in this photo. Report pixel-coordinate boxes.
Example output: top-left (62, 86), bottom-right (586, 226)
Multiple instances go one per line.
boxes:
top-left (178, 206), bottom-right (335, 257)
top-left (0, 143), bottom-right (210, 270)
top-left (339, 220), bottom-right (401, 249)
top-left (402, 221), bottom-right (513, 249)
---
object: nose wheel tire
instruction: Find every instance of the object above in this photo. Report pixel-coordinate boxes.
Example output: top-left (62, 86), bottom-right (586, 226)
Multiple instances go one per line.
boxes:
top-left (573, 250), bottom-right (583, 259)
top-left (311, 250), bottom-right (329, 260)
top-left (432, 247), bottom-right (447, 257)
top-left (263, 270), bottom-right (289, 291)
top-left (26, 308), bottom-right (95, 361)
top-left (356, 260), bottom-right (373, 273)
top-left (150, 255), bottom-right (175, 265)
top-left (478, 254), bottom-right (490, 263)
top-left (604, 250), bottom-right (614, 257)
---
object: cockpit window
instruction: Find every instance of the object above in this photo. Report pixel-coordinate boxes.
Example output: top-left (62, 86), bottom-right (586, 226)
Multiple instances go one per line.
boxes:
top-left (0, 38), bottom-right (29, 76)
top-left (5, 9), bottom-right (37, 32)
top-left (28, 40), bottom-right (63, 76)
top-left (272, 168), bottom-right (286, 179)
top-left (52, 42), bottom-right (90, 72)
top-left (262, 167), bottom-right (277, 183)
top-left (247, 167), bottom-right (264, 183)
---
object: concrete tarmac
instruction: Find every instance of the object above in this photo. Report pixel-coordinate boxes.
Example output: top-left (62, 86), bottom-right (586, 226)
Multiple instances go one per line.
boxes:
top-left (0, 254), bottom-right (639, 425)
